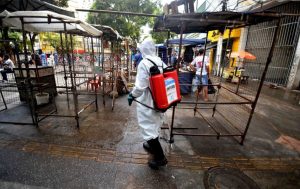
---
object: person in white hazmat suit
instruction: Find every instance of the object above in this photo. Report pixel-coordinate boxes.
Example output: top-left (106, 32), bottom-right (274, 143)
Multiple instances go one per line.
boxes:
top-left (128, 39), bottom-right (168, 169)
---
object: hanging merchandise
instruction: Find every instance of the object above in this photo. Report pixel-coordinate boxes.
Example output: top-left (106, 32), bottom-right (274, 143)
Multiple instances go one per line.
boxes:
top-left (147, 59), bottom-right (181, 112)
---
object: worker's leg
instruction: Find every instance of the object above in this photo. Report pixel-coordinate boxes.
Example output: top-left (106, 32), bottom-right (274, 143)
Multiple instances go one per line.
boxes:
top-left (147, 137), bottom-right (167, 170)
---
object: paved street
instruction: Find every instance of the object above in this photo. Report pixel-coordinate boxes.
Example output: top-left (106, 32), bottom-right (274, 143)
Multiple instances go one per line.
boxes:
top-left (0, 85), bottom-right (300, 188)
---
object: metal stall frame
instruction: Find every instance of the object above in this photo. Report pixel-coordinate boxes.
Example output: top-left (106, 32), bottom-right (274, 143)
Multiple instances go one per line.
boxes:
top-left (0, 38), bottom-right (22, 113)
top-left (91, 25), bottom-right (124, 110)
top-left (76, 9), bottom-right (159, 105)
top-left (155, 12), bottom-right (291, 145)
top-left (0, 10), bottom-right (102, 128)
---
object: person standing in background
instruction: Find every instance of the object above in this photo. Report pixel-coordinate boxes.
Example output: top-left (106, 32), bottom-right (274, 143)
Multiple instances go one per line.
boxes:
top-left (39, 49), bottom-right (47, 66)
top-left (1, 54), bottom-right (15, 82)
top-left (49, 52), bottom-right (54, 66)
top-left (170, 50), bottom-right (178, 67)
top-left (190, 48), bottom-right (210, 101)
top-left (53, 51), bottom-right (58, 66)
top-left (133, 49), bottom-right (143, 69)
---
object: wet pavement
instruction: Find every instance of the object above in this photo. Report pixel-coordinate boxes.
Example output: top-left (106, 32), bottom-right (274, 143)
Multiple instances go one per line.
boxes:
top-left (0, 85), bottom-right (300, 188)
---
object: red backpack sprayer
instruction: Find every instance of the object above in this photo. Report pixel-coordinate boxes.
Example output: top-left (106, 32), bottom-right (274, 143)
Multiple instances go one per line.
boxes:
top-left (134, 58), bottom-right (181, 112)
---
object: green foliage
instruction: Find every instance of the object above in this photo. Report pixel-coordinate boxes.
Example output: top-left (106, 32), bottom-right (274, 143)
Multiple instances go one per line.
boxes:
top-left (7, 31), bottom-right (21, 41)
top-left (87, 0), bottom-right (162, 42)
top-left (41, 32), bottom-right (80, 53)
top-left (151, 31), bottom-right (178, 44)
top-left (43, 33), bottom-right (61, 50)
top-left (0, 30), bottom-right (30, 52)
top-left (151, 31), bottom-right (168, 44)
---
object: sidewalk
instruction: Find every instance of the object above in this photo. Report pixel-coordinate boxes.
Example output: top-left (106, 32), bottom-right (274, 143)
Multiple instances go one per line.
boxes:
top-left (0, 84), bottom-right (299, 188)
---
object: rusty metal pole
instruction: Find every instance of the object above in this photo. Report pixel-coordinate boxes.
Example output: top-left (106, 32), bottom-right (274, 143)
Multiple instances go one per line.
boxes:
top-left (64, 23), bottom-right (79, 128)
top-left (126, 39), bottom-right (129, 82)
top-left (194, 31), bottom-right (208, 116)
top-left (70, 34), bottom-right (76, 87)
top-left (76, 9), bottom-right (159, 17)
top-left (212, 28), bottom-right (232, 117)
top-left (169, 105), bottom-right (176, 143)
top-left (59, 32), bottom-right (69, 106)
top-left (241, 18), bottom-right (282, 145)
top-left (111, 41), bottom-right (114, 92)
top-left (169, 22), bottom-right (184, 142)
top-left (177, 22), bottom-right (184, 71)
top-left (98, 37), bottom-right (101, 67)
top-left (21, 18), bottom-right (29, 78)
top-left (101, 37), bottom-right (105, 106)
top-left (91, 37), bottom-right (98, 111)
top-left (166, 30), bottom-right (170, 65)
top-left (21, 17), bottom-right (36, 125)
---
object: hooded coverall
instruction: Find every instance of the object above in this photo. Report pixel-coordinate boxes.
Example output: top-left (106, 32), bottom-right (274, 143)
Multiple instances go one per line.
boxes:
top-left (131, 39), bottom-right (167, 141)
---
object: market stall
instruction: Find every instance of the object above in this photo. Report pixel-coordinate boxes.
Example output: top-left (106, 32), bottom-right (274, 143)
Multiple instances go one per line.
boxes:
top-left (92, 24), bottom-right (124, 110)
top-left (154, 11), bottom-right (288, 144)
top-left (0, 10), bottom-right (102, 127)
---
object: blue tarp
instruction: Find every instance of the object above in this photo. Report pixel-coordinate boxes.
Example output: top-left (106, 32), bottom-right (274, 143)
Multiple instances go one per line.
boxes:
top-left (155, 44), bottom-right (166, 48)
top-left (178, 72), bottom-right (194, 94)
top-left (167, 38), bottom-right (208, 46)
top-left (155, 44), bottom-right (167, 63)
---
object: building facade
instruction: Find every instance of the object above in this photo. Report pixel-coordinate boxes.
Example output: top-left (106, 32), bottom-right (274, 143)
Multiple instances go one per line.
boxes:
top-left (242, 1), bottom-right (300, 89)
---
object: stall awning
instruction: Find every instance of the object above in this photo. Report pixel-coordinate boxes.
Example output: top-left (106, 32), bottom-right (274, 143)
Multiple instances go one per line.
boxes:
top-left (92, 25), bottom-right (122, 41)
top-left (154, 11), bottom-right (282, 34)
top-left (0, 0), bottom-right (74, 17)
top-left (0, 10), bottom-right (102, 37)
top-left (167, 38), bottom-right (208, 46)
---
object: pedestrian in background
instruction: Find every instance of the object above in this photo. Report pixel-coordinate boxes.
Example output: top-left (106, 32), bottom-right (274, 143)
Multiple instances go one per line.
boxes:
top-left (38, 49), bottom-right (47, 66)
top-left (1, 54), bottom-right (15, 82)
top-left (170, 50), bottom-right (177, 67)
top-left (190, 48), bottom-right (210, 101)
top-left (133, 48), bottom-right (143, 69)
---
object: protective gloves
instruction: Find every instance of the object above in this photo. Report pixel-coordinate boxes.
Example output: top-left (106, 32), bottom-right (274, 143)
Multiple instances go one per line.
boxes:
top-left (128, 93), bottom-right (135, 106)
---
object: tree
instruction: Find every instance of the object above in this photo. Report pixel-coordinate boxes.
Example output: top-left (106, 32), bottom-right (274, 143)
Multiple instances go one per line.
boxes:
top-left (87, 0), bottom-right (163, 43)
top-left (41, 32), bottom-right (61, 50)
top-left (151, 31), bottom-right (177, 44)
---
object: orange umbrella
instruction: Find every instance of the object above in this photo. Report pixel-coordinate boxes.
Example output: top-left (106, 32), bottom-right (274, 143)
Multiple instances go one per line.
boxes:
top-left (73, 49), bottom-right (85, 54)
top-left (230, 51), bottom-right (256, 60)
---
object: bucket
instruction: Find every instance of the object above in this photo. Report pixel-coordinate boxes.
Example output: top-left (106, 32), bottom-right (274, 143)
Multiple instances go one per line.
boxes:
top-left (35, 92), bottom-right (49, 105)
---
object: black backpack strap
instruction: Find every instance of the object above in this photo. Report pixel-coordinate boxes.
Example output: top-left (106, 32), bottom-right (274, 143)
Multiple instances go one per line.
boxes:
top-left (146, 58), bottom-right (158, 68)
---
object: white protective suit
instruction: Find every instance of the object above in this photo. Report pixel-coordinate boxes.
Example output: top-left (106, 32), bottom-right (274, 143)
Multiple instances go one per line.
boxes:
top-left (131, 39), bottom-right (167, 141)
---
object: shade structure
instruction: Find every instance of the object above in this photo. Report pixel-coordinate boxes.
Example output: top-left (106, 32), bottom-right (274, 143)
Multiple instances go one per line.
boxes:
top-left (0, 0), bottom-right (74, 17)
top-left (230, 51), bottom-right (256, 60)
top-left (0, 10), bottom-right (102, 37)
top-left (92, 24), bottom-right (122, 41)
top-left (167, 38), bottom-right (208, 46)
top-left (154, 11), bottom-right (282, 34)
